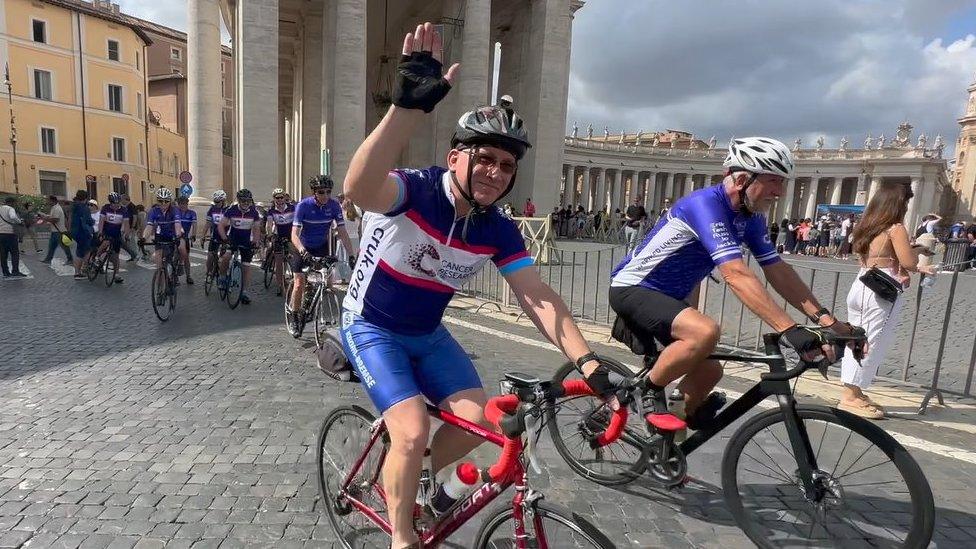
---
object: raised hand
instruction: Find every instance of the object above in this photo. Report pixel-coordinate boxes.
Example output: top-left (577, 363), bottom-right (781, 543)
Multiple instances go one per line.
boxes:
top-left (393, 22), bottom-right (461, 113)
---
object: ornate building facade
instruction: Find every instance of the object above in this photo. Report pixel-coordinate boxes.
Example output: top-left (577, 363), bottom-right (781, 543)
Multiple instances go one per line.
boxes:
top-left (951, 73), bottom-right (976, 222)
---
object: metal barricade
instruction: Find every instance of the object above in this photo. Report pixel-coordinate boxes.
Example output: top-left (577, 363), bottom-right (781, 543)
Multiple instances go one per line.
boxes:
top-left (941, 239), bottom-right (971, 272)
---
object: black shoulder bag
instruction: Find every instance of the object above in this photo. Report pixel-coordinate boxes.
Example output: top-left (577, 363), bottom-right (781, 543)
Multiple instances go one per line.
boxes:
top-left (858, 229), bottom-right (903, 303)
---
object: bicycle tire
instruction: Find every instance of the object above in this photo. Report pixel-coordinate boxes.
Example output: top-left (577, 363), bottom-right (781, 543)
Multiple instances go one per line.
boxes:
top-left (204, 253), bottom-right (217, 296)
top-left (548, 359), bottom-right (649, 485)
top-left (317, 405), bottom-right (390, 549)
top-left (167, 262), bottom-right (178, 314)
top-left (226, 260), bottom-right (243, 309)
top-left (314, 287), bottom-right (342, 348)
top-left (262, 250), bottom-right (275, 289)
top-left (473, 500), bottom-right (615, 549)
top-left (284, 282), bottom-right (302, 338)
top-left (86, 254), bottom-right (101, 282)
top-left (722, 405), bottom-right (934, 549)
top-left (104, 255), bottom-right (118, 287)
top-left (151, 266), bottom-right (172, 322)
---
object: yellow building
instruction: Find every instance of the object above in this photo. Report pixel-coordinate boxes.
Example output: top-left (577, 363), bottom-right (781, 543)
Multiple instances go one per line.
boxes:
top-left (0, 0), bottom-right (186, 204)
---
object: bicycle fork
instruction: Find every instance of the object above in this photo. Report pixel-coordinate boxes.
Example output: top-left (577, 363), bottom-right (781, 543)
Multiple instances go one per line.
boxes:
top-left (776, 393), bottom-right (825, 502)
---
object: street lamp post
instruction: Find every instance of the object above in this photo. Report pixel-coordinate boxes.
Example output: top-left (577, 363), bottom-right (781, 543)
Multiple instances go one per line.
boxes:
top-left (4, 63), bottom-right (19, 195)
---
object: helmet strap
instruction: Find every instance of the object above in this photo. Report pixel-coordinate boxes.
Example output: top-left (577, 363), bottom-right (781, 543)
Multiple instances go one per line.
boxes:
top-left (450, 147), bottom-right (518, 215)
top-left (737, 172), bottom-right (759, 216)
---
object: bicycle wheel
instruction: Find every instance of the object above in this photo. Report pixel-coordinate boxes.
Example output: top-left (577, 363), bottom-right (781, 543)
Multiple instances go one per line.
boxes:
top-left (548, 359), bottom-right (649, 485)
top-left (474, 500), bottom-right (614, 548)
top-left (262, 250), bottom-right (275, 289)
top-left (167, 264), bottom-right (178, 314)
top-left (314, 287), bottom-right (342, 348)
top-left (205, 253), bottom-right (217, 296)
top-left (104, 255), bottom-right (118, 287)
top-left (226, 260), bottom-right (244, 309)
top-left (722, 405), bottom-right (934, 549)
top-left (151, 265), bottom-right (172, 322)
top-left (317, 405), bottom-right (390, 549)
top-left (86, 254), bottom-right (101, 282)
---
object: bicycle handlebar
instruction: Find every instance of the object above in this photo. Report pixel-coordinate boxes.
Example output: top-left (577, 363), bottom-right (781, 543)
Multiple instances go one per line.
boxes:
top-left (762, 328), bottom-right (867, 382)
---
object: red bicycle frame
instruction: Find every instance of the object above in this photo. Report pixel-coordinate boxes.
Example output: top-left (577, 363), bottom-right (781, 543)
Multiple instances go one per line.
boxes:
top-left (331, 381), bottom-right (599, 548)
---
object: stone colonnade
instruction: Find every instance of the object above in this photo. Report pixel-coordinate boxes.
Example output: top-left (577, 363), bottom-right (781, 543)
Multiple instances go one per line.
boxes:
top-left (559, 165), bottom-right (725, 214)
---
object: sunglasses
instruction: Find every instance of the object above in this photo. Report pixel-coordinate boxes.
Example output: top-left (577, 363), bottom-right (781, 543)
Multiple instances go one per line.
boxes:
top-left (158, 199), bottom-right (171, 204)
top-left (314, 189), bottom-right (331, 195)
top-left (274, 195), bottom-right (286, 200)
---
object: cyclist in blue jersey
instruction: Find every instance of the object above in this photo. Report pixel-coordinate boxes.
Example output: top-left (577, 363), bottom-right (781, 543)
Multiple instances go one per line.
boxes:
top-left (287, 175), bottom-right (356, 333)
top-left (341, 23), bottom-right (612, 549)
top-left (175, 195), bottom-right (197, 284)
top-left (267, 188), bottom-right (295, 296)
top-left (143, 188), bottom-right (184, 271)
top-left (95, 192), bottom-right (129, 284)
top-left (202, 190), bottom-right (227, 262)
top-left (217, 189), bottom-right (261, 305)
top-left (609, 137), bottom-right (859, 426)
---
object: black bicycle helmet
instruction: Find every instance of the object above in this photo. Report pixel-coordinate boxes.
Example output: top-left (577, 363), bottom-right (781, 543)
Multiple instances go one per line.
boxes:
top-left (236, 188), bottom-right (253, 201)
top-left (451, 105), bottom-right (532, 160)
top-left (308, 175), bottom-right (334, 191)
top-left (107, 192), bottom-right (121, 204)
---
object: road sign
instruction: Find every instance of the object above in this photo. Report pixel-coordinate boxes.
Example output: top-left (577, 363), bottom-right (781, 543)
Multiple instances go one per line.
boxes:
top-left (122, 173), bottom-right (130, 183)
top-left (179, 183), bottom-right (193, 197)
top-left (179, 171), bottom-right (193, 184)
top-left (85, 175), bottom-right (96, 184)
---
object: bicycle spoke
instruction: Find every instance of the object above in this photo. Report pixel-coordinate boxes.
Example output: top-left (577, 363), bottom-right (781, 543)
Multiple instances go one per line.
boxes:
top-left (837, 458), bottom-right (894, 480)
top-left (746, 435), bottom-right (795, 482)
top-left (829, 428), bottom-right (854, 478)
top-left (740, 452), bottom-right (794, 484)
top-left (836, 443), bottom-right (879, 479)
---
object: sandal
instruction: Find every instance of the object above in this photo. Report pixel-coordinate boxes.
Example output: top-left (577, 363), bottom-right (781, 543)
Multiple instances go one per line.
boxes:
top-left (838, 400), bottom-right (884, 419)
top-left (863, 397), bottom-right (885, 414)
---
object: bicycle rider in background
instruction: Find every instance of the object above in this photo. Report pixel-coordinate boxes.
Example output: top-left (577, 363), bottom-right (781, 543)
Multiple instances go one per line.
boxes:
top-left (607, 137), bottom-right (860, 427)
top-left (217, 189), bottom-right (261, 305)
top-left (340, 23), bottom-right (613, 549)
top-left (143, 187), bottom-right (184, 270)
top-left (266, 187), bottom-right (295, 296)
top-left (202, 191), bottom-right (227, 269)
top-left (175, 195), bottom-right (197, 285)
top-left (287, 175), bottom-right (356, 335)
top-left (96, 191), bottom-right (130, 284)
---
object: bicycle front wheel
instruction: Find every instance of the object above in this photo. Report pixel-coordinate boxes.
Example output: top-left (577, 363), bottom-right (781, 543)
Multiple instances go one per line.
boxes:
top-left (722, 405), bottom-right (934, 549)
top-left (317, 405), bottom-right (389, 549)
top-left (474, 500), bottom-right (614, 549)
top-left (548, 359), bottom-right (649, 485)
top-left (314, 287), bottom-right (342, 348)
top-left (204, 254), bottom-right (217, 296)
top-left (151, 266), bottom-right (172, 322)
top-left (104, 255), bottom-right (118, 287)
top-left (226, 261), bottom-right (243, 309)
top-left (262, 251), bottom-right (274, 289)
top-left (86, 255), bottom-right (100, 281)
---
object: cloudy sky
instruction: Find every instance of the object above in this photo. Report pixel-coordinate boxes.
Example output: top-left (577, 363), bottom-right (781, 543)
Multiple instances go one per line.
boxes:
top-left (118, 0), bottom-right (976, 155)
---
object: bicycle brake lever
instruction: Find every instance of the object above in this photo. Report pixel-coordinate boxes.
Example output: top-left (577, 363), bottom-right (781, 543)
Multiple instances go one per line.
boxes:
top-left (525, 414), bottom-right (543, 475)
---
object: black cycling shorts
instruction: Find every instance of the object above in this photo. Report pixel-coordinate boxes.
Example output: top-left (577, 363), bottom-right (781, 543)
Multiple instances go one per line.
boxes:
top-left (207, 237), bottom-right (222, 254)
top-left (289, 243), bottom-right (332, 274)
top-left (225, 242), bottom-right (254, 263)
top-left (104, 234), bottom-right (122, 253)
top-left (609, 285), bottom-right (691, 350)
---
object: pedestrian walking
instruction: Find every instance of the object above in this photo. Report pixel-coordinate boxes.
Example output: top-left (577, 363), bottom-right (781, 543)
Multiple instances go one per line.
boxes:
top-left (119, 195), bottom-right (140, 261)
top-left (523, 197), bottom-right (536, 217)
top-left (624, 196), bottom-right (647, 253)
top-left (0, 197), bottom-right (26, 277)
top-left (840, 184), bottom-right (935, 419)
top-left (769, 220), bottom-right (780, 252)
top-left (838, 214), bottom-right (854, 259)
top-left (20, 201), bottom-right (42, 253)
top-left (784, 218), bottom-right (797, 254)
top-left (71, 190), bottom-right (95, 279)
top-left (38, 196), bottom-right (73, 264)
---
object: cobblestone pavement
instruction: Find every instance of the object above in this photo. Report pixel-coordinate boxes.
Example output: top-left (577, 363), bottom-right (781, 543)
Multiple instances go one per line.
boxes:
top-left (1, 250), bottom-right (974, 548)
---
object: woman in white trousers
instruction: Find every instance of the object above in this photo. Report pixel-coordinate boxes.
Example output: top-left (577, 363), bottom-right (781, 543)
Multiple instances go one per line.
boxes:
top-left (840, 184), bottom-right (934, 419)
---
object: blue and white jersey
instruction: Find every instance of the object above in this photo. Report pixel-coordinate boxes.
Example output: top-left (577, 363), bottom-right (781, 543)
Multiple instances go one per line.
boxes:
top-left (224, 204), bottom-right (260, 244)
top-left (342, 166), bottom-right (533, 336)
top-left (611, 184), bottom-right (780, 300)
top-left (293, 196), bottom-right (344, 249)
top-left (269, 204), bottom-right (296, 238)
top-left (177, 208), bottom-right (197, 234)
top-left (99, 205), bottom-right (129, 237)
top-left (147, 205), bottom-right (180, 240)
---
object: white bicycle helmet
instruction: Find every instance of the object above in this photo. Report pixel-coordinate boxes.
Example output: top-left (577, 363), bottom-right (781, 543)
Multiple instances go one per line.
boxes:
top-left (723, 137), bottom-right (794, 179)
top-left (271, 188), bottom-right (285, 197)
top-left (155, 187), bottom-right (173, 200)
top-left (212, 190), bottom-right (227, 202)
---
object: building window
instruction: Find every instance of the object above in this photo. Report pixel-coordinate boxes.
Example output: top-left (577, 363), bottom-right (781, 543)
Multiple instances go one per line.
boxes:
top-left (33, 69), bottom-right (52, 101)
top-left (112, 137), bottom-right (125, 162)
top-left (112, 177), bottom-right (128, 195)
top-left (40, 127), bottom-right (56, 154)
top-left (136, 51), bottom-right (141, 71)
top-left (173, 153), bottom-right (179, 175)
top-left (171, 47), bottom-right (181, 61)
top-left (108, 84), bottom-right (123, 112)
top-left (32, 19), bottom-right (47, 43)
top-left (136, 93), bottom-right (143, 120)
top-left (139, 142), bottom-right (145, 166)
top-left (157, 148), bottom-right (163, 172)
top-left (107, 39), bottom-right (120, 61)
top-left (39, 171), bottom-right (67, 197)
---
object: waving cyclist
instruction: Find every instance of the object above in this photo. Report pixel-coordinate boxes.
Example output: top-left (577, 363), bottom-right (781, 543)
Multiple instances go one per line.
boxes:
top-left (608, 137), bottom-right (857, 426)
top-left (340, 22), bottom-right (608, 549)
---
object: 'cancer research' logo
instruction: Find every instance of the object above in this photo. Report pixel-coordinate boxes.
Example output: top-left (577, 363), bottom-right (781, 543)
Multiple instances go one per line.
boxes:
top-left (407, 244), bottom-right (441, 278)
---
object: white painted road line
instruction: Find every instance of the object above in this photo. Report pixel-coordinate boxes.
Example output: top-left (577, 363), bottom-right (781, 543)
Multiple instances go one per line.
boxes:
top-left (443, 315), bottom-right (976, 465)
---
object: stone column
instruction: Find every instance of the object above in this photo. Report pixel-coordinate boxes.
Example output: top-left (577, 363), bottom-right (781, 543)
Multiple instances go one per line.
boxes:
top-left (594, 168), bottom-right (606, 212)
top-left (459, 0), bottom-right (491, 108)
top-left (804, 178), bottom-right (820, 219)
top-left (661, 172), bottom-right (674, 208)
top-left (854, 173), bottom-right (868, 205)
top-left (234, 0), bottom-right (279, 198)
top-left (187, 0), bottom-right (223, 205)
top-left (867, 175), bottom-right (881, 204)
top-left (643, 172), bottom-right (656, 210)
top-left (580, 166), bottom-right (591, 210)
top-left (562, 164), bottom-right (574, 206)
top-left (905, 177), bottom-right (922, 228)
top-left (829, 177), bottom-right (843, 204)
top-left (612, 170), bottom-right (623, 212)
top-left (777, 177), bottom-right (795, 221)
top-left (330, 0), bottom-right (367, 191)
top-left (300, 15), bottom-right (324, 186)
top-left (278, 111), bottom-right (287, 192)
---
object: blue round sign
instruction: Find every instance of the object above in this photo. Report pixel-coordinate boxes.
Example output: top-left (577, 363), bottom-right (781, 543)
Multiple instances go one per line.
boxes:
top-left (179, 183), bottom-right (193, 197)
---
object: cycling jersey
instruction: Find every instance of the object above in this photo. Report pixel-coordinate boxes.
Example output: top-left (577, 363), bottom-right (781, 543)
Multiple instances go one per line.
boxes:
top-left (341, 166), bottom-right (533, 336)
top-left (206, 205), bottom-right (225, 240)
top-left (223, 204), bottom-right (260, 244)
top-left (146, 205), bottom-right (180, 240)
top-left (269, 204), bottom-right (295, 238)
top-left (611, 184), bottom-right (780, 300)
top-left (293, 196), bottom-right (344, 249)
top-left (99, 205), bottom-right (129, 238)
top-left (177, 208), bottom-right (197, 235)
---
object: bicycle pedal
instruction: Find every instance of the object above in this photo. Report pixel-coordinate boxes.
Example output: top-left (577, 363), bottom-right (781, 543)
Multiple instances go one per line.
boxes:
top-left (645, 413), bottom-right (687, 432)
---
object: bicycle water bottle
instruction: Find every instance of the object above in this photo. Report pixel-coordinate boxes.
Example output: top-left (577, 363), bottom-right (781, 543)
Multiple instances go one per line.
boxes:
top-left (430, 462), bottom-right (480, 516)
top-left (668, 389), bottom-right (688, 443)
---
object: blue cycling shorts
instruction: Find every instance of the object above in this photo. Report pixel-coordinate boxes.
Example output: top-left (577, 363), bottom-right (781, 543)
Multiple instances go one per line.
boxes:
top-left (339, 311), bottom-right (482, 414)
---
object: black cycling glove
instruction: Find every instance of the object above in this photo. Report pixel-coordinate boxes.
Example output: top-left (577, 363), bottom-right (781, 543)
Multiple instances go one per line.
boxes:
top-left (781, 325), bottom-right (827, 359)
top-left (582, 362), bottom-right (628, 401)
top-left (393, 51), bottom-right (452, 113)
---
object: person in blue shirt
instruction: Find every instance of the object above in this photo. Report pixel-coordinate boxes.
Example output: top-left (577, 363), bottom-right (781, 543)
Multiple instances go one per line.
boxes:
top-left (217, 188), bottom-right (261, 305)
top-left (175, 195), bottom-right (197, 284)
top-left (143, 188), bottom-right (184, 273)
top-left (339, 23), bottom-right (611, 549)
top-left (287, 175), bottom-right (355, 328)
top-left (96, 192), bottom-right (130, 284)
top-left (266, 188), bottom-right (295, 296)
top-left (70, 189), bottom-right (95, 279)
